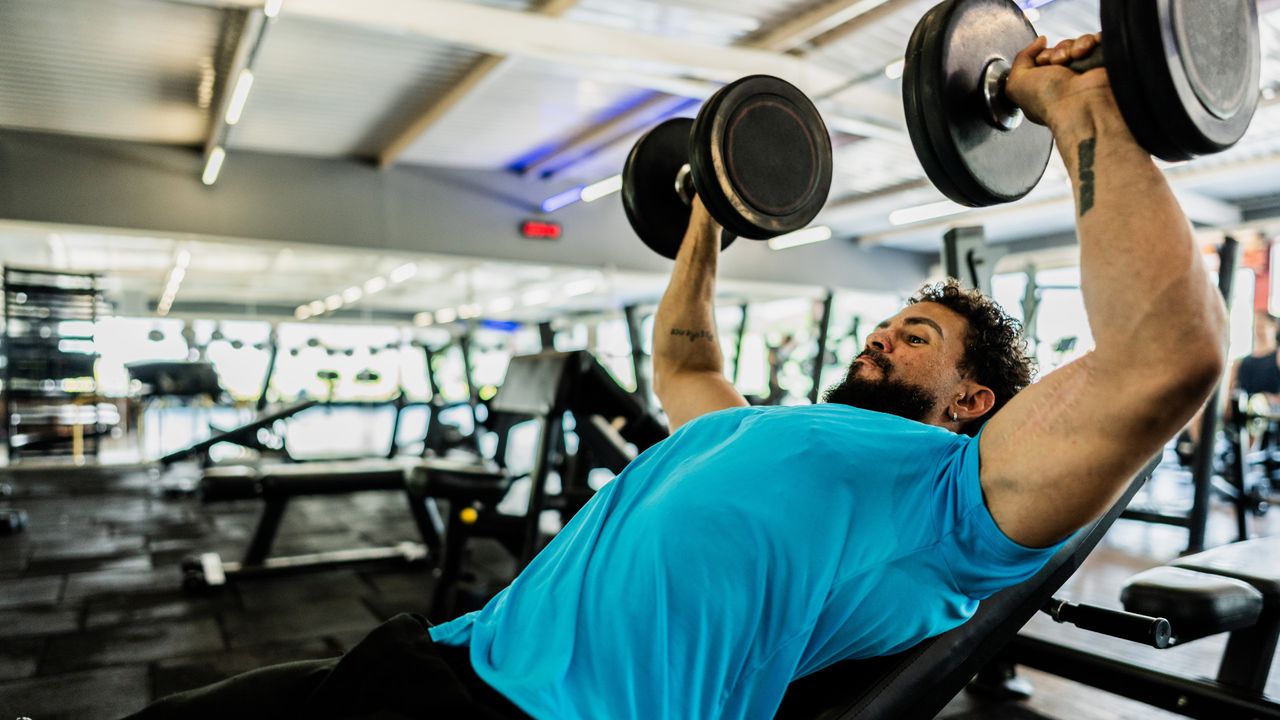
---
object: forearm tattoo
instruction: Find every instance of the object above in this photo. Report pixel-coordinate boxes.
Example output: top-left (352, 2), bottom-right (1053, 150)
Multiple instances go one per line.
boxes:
top-left (669, 328), bottom-right (715, 343)
top-left (1078, 138), bottom-right (1097, 217)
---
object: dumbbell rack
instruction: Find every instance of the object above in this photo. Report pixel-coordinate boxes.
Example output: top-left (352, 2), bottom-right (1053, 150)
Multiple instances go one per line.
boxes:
top-left (2, 266), bottom-right (109, 463)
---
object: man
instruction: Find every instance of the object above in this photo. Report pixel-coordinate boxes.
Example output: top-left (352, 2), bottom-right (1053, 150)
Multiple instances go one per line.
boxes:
top-left (130, 33), bottom-right (1225, 720)
top-left (1232, 311), bottom-right (1280, 401)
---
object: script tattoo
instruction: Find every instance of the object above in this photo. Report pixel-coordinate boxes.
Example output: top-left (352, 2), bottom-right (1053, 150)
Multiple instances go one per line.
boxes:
top-left (669, 328), bottom-right (715, 343)
top-left (1078, 138), bottom-right (1097, 217)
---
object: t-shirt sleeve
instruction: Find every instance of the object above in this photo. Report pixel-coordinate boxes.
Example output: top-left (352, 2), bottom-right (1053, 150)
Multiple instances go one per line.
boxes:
top-left (935, 429), bottom-right (1069, 600)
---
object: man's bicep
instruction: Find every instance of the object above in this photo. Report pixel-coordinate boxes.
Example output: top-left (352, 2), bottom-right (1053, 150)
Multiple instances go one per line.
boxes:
top-left (655, 370), bottom-right (747, 431)
top-left (978, 353), bottom-right (1182, 548)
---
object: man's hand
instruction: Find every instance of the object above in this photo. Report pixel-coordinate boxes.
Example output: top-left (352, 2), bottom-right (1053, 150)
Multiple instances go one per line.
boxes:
top-left (1006, 34), bottom-right (1116, 132)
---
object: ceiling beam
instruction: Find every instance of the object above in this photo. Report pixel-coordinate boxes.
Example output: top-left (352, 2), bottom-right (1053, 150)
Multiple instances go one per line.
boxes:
top-left (376, 0), bottom-right (581, 170)
top-left (276, 0), bottom-right (902, 122)
top-left (508, 0), bottom-right (917, 179)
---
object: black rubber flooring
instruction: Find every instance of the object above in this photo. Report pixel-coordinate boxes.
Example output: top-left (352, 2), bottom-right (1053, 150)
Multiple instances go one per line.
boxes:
top-left (0, 462), bottom-right (1274, 719)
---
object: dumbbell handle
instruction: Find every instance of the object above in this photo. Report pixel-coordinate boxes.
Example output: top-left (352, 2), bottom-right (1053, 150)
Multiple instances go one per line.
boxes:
top-left (1066, 45), bottom-right (1106, 74)
top-left (673, 163), bottom-right (738, 246)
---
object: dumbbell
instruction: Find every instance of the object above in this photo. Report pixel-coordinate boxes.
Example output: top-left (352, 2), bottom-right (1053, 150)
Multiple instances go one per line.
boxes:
top-left (903, 0), bottom-right (1261, 207)
top-left (621, 75), bottom-right (834, 260)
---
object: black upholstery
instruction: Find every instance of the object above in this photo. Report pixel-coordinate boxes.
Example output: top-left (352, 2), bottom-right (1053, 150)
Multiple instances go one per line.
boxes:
top-left (1172, 536), bottom-right (1280, 600)
top-left (1121, 566), bottom-right (1263, 643)
top-left (776, 456), bottom-right (1160, 720)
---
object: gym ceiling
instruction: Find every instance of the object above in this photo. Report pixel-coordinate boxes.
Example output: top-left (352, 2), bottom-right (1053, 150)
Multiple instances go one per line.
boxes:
top-left (3, 0), bottom-right (1280, 306)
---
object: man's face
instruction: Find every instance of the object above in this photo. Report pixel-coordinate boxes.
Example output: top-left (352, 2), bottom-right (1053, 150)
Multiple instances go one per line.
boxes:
top-left (823, 302), bottom-right (972, 427)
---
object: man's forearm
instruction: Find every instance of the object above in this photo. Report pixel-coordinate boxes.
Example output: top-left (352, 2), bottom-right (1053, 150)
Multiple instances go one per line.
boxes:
top-left (1055, 98), bottom-right (1227, 373)
top-left (653, 215), bottom-right (725, 383)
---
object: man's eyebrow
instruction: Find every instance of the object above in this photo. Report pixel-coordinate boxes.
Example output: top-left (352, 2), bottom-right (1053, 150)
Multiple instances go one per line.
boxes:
top-left (903, 316), bottom-right (945, 339)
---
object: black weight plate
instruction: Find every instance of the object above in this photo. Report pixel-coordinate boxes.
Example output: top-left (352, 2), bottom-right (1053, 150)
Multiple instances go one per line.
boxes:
top-left (905, 0), bottom-right (1053, 207)
top-left (689, 75), bottom-right (833, 240)
top-left (621, 118), bottom-right (735, 260)
top-left (904, 2), bottom-right (978, 207)
top-left (1111, 0), bottom-right (1259, 158)
top-left (1099, 0), bottom-right (1186, 161)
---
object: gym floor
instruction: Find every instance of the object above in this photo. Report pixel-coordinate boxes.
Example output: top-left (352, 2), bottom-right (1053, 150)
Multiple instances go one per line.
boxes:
top-left (0, 462), bottom-right (1274, 720)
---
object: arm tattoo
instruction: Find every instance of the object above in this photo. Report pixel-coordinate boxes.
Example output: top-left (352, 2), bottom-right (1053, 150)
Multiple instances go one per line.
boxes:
top-left (669, 328), bottom-right (715, 343)
top-left (1078, 138), bottom-right (1097, 217)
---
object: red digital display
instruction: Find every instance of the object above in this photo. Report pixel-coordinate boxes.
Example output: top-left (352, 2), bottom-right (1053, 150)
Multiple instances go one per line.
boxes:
top-left (520, 220), bottom-right (562, 240)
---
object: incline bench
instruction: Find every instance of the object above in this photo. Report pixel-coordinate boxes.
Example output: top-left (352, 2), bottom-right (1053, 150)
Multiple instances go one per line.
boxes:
top-left (776, 454), bottom-right (1279, 719)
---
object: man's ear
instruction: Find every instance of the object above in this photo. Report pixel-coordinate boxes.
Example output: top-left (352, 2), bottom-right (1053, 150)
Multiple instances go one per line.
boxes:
top-left (957, 384), bottom-right (996, 421)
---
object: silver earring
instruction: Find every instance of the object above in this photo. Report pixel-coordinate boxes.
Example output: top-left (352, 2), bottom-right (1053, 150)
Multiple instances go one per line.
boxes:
top-left (950, 411), bottom-right (958, 422)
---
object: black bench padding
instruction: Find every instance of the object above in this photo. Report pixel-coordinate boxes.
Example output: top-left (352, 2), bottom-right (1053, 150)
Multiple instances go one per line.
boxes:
top-left (776, 457), bottom-right (1159, 720)
top-left (1172, 537), bottom-right (1280, 601)
top-left (1121, 566), bottom-right (1263, 643)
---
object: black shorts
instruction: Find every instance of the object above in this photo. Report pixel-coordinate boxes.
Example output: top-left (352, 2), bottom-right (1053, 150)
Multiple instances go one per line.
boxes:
top-left (126, 613), bottom-right (529, 720)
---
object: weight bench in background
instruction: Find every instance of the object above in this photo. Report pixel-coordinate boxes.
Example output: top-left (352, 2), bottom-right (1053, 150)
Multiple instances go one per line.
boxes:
top-left (182, 457), bottom-right (446, 588)
top-left (777, 457), bottom-right (1162, 720)
top-left (159, 399), bottom-right (320, 467)
top-left (995, 536), bottom-right (1280, 719)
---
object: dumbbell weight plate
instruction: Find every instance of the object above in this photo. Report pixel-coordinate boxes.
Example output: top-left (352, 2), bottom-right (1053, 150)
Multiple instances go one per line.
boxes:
top-left (622, 118), bottom-right (736, 260)
top-left (903, 0), bottom-right (1053, 208)
top-left (1104, 0), bottom-right (1259, 162)
top-left (690, 75), bottom-right (833, 240)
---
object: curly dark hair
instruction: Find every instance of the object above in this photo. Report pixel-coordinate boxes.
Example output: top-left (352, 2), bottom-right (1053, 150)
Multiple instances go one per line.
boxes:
top-left (908, 279), bottom-right (1037, 435)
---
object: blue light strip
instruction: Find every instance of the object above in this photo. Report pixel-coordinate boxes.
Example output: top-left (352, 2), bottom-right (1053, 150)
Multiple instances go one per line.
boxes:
top-left (541, 185), bottom-right (584, 213)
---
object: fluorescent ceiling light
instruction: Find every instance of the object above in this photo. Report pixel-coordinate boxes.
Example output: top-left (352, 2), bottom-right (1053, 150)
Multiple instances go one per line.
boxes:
top-left (581, 174), bottom-right (623, 203)
top-left (458, 303), bottom-right (482, 319)
top-left (202, 146), bottom-right (226, 186)
top-left (768, 225), bottom-right (832, 250)
top-left (342, 286), bottom-right (363, 303)
top-left (263, 0), bottom-right (283, 17)
top-left (564, 278), bottom-right (597, 297)
top-left (176, 249), bottom-right (191, 268)
top-left (324, 294), bottom-right (344, 311)
top-left (435, 307), bottom-right (458, 323)
top-left (364, 276), bottom-right (387, 294)
top-left (541, 186), bottom-right (584, 213)
top-left (295, 306), bottom-right (311, 320)
top-left (308, 300), bottom-right (326, 315)
top-left (884, 60), bottom-right (905, 80)
top-left (488, 297), bottom-right (514, 313)
top-left (413, 312), bottom-right (433, 327)
top-left (389, 263), bottom-right (418, 283)
top-left (888, 200), bottom-right (970, 226)
top-left (521, 289), bottom-right (551, 306)
top-left (225, 69), bottom-right (255, 125)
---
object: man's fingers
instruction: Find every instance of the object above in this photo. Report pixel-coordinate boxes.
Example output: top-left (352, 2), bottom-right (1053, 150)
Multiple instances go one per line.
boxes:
top-left (1015, 35), bottom-right (1048, 70)
top-left (1071, 34), bottom-right (1098, 60)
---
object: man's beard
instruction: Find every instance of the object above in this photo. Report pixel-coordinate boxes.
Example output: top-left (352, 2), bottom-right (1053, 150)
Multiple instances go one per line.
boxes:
top-left (821, 350), bottom-right (938, 424)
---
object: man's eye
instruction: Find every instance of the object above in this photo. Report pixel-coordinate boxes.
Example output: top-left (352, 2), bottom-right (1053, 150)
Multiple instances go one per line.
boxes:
top-left (908, 336), bottom-right (926, 344)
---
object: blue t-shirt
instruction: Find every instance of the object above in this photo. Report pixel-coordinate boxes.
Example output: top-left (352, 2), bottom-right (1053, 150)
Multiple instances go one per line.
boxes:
top-left (430, 404), bottom-right (1063, 719)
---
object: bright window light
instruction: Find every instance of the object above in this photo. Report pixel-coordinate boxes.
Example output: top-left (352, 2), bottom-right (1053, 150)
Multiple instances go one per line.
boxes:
top-left (225, 69), bottom-right (255, 125)
top-left (263, 0), bottom-right (283, 17)
top-left (888, 200), bottom-right (970, 226)
top-left (521, 289), bottom-right (551, 306)
top-left (389, 263), bottom-right (418, 284)
top-left (768, 226), bottom-right (833, 250)
top-left (581, 174), bottom-right (623, 203)
top-left (564, 278), bottom-right (597, 297)
top-left (202, 146), bottom-right (226, 186)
